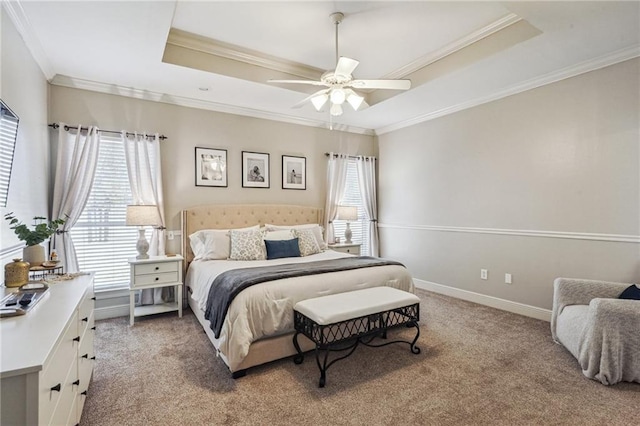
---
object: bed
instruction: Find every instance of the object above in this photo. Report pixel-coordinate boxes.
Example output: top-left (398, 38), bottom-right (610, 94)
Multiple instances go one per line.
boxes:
top-left (181, 204), bottom-right (415, 377)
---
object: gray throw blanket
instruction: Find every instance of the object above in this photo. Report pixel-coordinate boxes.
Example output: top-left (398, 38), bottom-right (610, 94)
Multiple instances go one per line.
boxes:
top-left (204, 256), bottom-right (404, 338)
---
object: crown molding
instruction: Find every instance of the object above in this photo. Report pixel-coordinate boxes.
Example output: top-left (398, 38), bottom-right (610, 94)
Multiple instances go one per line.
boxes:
top-left (383, 13), bottom-right (522, 80)
top-left (167, 28), bottom-right (324, 81)
top-left (375, 44), bottom-right (640, 135)
top-left (378, 223), bottom-right (640, 244)
top-left (2, 0), bottom-right (55, 80)
top-left (49, 75), bottom-right (375, 136)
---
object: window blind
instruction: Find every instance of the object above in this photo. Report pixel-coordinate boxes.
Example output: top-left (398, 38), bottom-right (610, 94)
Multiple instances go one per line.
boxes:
top-left (70, 135), bottom-right (139, 291)
top-left (332, 160), bottom-right (371, 255)
top-left (0, 107), bottom-right (18, 207)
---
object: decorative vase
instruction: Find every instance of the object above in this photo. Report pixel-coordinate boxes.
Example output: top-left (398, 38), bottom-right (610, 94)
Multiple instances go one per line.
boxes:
top-left (23, 244), bottom-right (45, 267)
top-left (4, 258), bottom-right (30, 287)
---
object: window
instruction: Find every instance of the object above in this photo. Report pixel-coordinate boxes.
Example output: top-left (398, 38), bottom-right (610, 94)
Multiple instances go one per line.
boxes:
top-left (70, 135), bottom-right (140, 291)
top-left (332, 160), bottom-right (370, 255)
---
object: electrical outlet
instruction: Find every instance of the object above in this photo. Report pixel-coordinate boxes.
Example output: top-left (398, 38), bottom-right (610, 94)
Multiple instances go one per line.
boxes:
top-left (505, 273), bottom-right (512, 284)
top-left (167, 231), bottom-right (174, 240)
top-left (480, 269), bottom-right (488, 280)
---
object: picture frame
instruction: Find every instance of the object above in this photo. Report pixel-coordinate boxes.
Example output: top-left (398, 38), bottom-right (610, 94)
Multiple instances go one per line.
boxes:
top-left (282, 155), bottom-right (306, 190)
top-left (195, 147), bottom-right (227, 187)
top-left (242, 151), bottom-right (270, 188)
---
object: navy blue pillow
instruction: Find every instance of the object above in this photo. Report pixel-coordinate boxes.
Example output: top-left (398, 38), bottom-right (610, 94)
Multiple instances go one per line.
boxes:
top-left (265, 238), bottom-right (301, 260)
top-left (618, 284), bottom-right (640, 300)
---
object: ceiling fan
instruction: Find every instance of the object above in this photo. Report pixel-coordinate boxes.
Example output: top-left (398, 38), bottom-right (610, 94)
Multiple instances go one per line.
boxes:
top-left (268, 12), bottom-right (411, 117)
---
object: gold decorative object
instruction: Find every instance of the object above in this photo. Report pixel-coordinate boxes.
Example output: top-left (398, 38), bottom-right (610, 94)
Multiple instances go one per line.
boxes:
top-left (4, 258), bottom-right (30, 287)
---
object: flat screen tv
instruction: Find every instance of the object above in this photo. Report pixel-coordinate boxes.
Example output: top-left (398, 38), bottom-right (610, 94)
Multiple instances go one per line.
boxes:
top-left (0, 99), bottom-right (19, 208)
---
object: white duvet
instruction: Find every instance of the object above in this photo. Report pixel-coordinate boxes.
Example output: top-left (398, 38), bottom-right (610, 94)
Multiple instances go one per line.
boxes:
top-left (186, 250), bottom-right (415, 370)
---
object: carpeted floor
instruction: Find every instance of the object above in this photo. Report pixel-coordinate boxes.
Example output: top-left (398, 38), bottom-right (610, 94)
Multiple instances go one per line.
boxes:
top-left (80, 289), bottom-right (639, 425)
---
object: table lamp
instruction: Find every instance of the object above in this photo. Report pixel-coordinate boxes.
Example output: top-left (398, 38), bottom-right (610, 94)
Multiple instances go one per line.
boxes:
top-left (126, 205), bottom-right (161, 259)
top-left (336, 205), bottom-right (358, 244)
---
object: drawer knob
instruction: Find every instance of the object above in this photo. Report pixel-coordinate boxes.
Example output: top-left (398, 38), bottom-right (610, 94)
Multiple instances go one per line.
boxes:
top-left (81, 391), bottom-right (88, 396)
top-left (91, 356), bottom-right (96, 360)
top-left (91, 326), bottom-right (96, 331)
top-left (51, 383), bottom-right (61, 392)
top-left (82, 317), bottom-right (88, 322)
top-left (91, 297), bottom-right (96, 301)
top-left (72, 380), bottom-right (80, 387)
top-left (155, 277), bottom-right (159, 281)
top-left (82, 353), bottom-right (89, 359)
top-left (155, 266), bottom-right (159, 271)
top-left (73, 336), bottom-right (80, 342)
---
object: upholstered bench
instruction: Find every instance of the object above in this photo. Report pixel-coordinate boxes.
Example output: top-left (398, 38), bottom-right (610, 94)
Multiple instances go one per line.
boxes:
top-left (293, 286), bottom-right (421, 387)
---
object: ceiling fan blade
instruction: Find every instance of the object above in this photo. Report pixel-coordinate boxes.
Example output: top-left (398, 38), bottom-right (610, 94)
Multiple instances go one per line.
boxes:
top-left (268, 79), bottom-right (327, 86)
top-left (349, 79), bottom-right (411, 90)
top-left (292, 89), bottom-right (330, 109)
top-left (334, 57), bottom-right (359, 76)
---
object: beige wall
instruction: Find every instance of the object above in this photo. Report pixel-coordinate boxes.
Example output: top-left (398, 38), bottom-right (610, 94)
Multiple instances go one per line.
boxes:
top-left (0, 11), bottom-right (50, 267)
top-left (377, 58), bottom-right (640, 310)
top-left (48, 86), bottom-right (375, 253)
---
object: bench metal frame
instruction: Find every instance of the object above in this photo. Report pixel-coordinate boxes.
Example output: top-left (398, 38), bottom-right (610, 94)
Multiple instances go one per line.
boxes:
top-left (293, 303), bottom-right (420, 387)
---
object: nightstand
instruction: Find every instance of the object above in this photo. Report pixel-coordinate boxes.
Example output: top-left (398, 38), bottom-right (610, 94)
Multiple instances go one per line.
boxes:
top-left (128, 255), bottom-right (183, 325)
top-left (327, 243), bottom-right (361, 255)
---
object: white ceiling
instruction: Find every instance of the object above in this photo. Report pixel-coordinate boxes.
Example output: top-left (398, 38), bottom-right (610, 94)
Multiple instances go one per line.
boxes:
top-left (7, 1), bottom-right (640, 135)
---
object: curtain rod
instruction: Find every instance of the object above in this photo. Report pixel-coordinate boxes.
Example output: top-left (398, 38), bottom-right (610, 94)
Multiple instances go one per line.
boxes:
top-left (48, 123), bottom-right (167, 141)
top-left (324, 152), bottom-right (376, 160)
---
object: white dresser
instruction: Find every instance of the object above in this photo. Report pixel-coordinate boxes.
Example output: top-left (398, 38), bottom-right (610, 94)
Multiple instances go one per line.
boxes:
top-left (1, 273), bottom-right (95, 426)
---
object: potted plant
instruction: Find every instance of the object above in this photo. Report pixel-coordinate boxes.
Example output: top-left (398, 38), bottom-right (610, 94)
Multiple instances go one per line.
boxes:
top-left (4, 213), bottom-right (66, 266)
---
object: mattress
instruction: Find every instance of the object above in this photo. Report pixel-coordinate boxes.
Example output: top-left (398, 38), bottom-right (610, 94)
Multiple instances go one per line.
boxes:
top-left (185, 250), bottom-right (415, 371)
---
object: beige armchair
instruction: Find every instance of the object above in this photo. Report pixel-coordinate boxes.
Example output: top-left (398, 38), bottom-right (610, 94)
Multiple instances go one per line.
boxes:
top-left (551, 278), bottom-right (640, 385)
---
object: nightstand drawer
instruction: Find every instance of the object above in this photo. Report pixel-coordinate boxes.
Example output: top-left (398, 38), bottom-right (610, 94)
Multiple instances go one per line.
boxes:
top-left (135, 262), bottom-right (178, 276)
top-left (132, 272), bottom-right (179, 287)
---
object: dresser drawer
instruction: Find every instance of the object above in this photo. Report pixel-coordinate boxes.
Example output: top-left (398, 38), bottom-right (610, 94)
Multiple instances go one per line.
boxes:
top-left (48, 357), bottom-right (78, 426)
top-left (135, 261), bottom-right (178, 276)
top-left (39, 310), bottom-right (79, 423)
top-left (132, 271), bottom-right (179, 287)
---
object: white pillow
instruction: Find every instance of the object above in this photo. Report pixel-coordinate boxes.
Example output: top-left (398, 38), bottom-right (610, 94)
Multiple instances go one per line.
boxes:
top-left (229, 228), bottom-right (266, 261)
top-left (266, 223), bottom-right (326, 250)
top-left (264, 229), bottom-right (294, 241)
top-left (293, 228), bottom-right (321, 256)
top-left (190, 225), bottom-right (259, 260)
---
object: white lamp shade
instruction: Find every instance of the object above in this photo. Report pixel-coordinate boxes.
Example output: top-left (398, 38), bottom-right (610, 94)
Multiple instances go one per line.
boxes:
top-left (330, 88), bottom-right (346, 105)
top-left (311, 93), bottom-right (328, 111)
top-left (336, 205), bottom-right (358, 221)
top-left (126, 205), bottom-right (161, 226)
top-left (347, 93), bottom-right (364, 111)
top-left (330, 103), bottom-right (343, 116)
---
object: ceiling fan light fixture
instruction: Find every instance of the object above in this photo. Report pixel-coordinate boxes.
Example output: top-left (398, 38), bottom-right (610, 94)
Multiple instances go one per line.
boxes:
top-left (330, 88), bottom-right (346, 105)
top-left (330, 103), bottom-right (343, 116)
top-left (347, 92), bottom-right (364, 110)
top-left (311, 93), bottom-right (328, 111)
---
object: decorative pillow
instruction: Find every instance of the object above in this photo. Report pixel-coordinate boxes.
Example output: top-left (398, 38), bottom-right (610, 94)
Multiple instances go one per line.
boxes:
top-left (264, 230), bottom-right (294, 241)
top-left (265, 238), bottom-right (301, 260)
top-left (229, 228), bottom-right (266, 261)
top-left (266, 224), bottom-right (326, 250)
top-left (293, 228), bottom-right (321, 256)
top-left (618, 284), bottom-right (640, 300)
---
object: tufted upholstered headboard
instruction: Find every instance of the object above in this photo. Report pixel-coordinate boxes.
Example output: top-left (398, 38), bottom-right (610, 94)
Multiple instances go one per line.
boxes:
top-left (181, 204), bottom-right (323, 271)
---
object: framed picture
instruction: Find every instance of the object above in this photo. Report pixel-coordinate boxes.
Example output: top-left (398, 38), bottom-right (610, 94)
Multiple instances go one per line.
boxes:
top-left (242, 151), bottom-right (270, 188)
top-left (282, 155), bottom-right (306, 190)
top-left (195, 147), bottom-right (227, 187)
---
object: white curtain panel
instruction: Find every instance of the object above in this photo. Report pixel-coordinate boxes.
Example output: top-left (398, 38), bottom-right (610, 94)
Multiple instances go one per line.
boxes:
top-left (51, 124), bottom-right (101, 272)
top-left (323, 152), bottom-right (349, 244)
top-left (123, 132), bottom-right (167, 305)
top-left (357, 156), bottom-right (379, 257)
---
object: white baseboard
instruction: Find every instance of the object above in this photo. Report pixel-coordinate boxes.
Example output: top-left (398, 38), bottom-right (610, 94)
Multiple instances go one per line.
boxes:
top-left (95, 304), bottom-right (130, 321)
top-left (413, 278), bottom-right (552, 322)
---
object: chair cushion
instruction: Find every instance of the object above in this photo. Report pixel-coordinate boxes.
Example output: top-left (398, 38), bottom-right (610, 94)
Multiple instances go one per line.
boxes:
top-left (555, 304), bottom-right (590, 359)
top-left (618, 284), bottom-right (640, 300)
